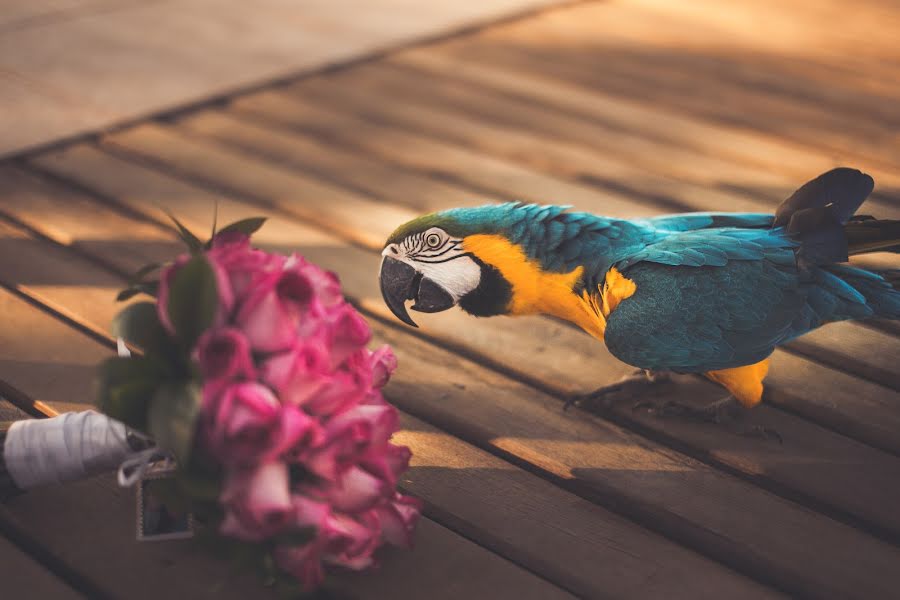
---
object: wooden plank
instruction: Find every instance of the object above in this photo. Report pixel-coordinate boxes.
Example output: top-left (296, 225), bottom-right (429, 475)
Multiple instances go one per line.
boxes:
top-left (163, 111), bottom-right (494, 212)
top-left (20, 146), bottom-right (900, 599)
top-left (327, 58), bottom-right (900, 220)
top-left (477, 4), bottom-right (900, 172)
top-left (223, 94), bottom-right (664, 218)
top-left (221, 75), bottom-right (769, 215)
top-left (0, 201), bottom-right (782, 600)
top-left (0, 400), bottom-right (29, 422)
top-left (0, 288), bottom-right (574, 600)
top-left (0, 534), bottom-right (84, 600)
top-left (390, 46), bottom-right (900, 205)
top-left (99, 125), bottom-right (416, 250)
top-left (286, 63), bottom-right (795, 205)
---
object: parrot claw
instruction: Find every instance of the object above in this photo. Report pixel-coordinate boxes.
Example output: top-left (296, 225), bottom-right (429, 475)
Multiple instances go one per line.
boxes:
top-left (568, 369), bottom-right (671, 411)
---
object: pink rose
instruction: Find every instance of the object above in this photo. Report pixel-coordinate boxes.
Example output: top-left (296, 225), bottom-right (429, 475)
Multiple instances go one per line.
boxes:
top-left (304, 418), bottom-right (372, 482)
top-left (360, 443), bottom-right (411, 489)
top-left (236, 268), bottom-right (316, 352)
top-left (262, 341), bottom-right (330, 407)
top-left (157, 254), bottom-right (235, 335)
top-left (319, 465), bottom-right (389, 513)
top-left (204, 382), bottom-right (318, 466)
top-left (327, 305), bottom-right (372, 368)
top-left (274, 497), bottom-right (381, 588)
top-left (375, 494), bottom-right (424, 549)
top-left (209, 233), bottom-right (285, 298)
top-left (304, 370), bottom-right (367, 416)
top-left (322, 510), bottom-right (381, 571)
top-left (326, 402), bottom-right (399, 448)
top-left (368, 345), bottom-right (398, 389)
top-left (290, 255), bottom-right (343, 310)
top-left (220, 462), bottom-right (293, 542)
top-left (195, 327), bottom-right (255, 385)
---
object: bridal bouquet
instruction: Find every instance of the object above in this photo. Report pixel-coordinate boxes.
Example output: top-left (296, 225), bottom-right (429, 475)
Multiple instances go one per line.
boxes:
top-left (98, 217), bottom-right (422, 589)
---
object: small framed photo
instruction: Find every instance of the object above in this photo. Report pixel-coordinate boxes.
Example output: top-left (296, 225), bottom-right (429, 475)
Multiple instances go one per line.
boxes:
top-left (136, 462), bottom-right (195, 542)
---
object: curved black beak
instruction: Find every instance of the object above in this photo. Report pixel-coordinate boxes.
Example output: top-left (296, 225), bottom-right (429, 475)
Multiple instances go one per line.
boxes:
top-left (379, 257), bottom-right (455, 327)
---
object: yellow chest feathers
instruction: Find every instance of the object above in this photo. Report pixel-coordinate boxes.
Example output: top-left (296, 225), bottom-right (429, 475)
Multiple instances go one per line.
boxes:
top-left (462, 235), bottom-right (636, 340)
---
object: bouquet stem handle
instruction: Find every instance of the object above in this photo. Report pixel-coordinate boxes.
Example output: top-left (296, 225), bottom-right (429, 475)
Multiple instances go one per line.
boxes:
top-left (1, 411), bottom-right (149, 496)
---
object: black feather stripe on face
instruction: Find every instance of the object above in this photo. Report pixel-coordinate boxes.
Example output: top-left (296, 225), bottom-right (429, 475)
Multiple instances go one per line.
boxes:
top-left (458, 256), bottom-right (513, 317)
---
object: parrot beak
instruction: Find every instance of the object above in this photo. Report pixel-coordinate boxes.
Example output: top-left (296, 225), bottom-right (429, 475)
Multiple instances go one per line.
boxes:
top-left (379, 256), bottom-right (455, 327)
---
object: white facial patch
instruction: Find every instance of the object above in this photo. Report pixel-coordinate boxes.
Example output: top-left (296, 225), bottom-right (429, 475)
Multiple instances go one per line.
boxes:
top-left (382, 227), bottom-right (482, 301)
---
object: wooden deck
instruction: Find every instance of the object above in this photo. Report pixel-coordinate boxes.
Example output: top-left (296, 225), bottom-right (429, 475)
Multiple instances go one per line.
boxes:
top-left (2, 0), bottom-right (900, 597)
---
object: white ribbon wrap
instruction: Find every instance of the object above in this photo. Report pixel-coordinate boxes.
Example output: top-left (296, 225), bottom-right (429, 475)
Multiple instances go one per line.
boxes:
top-left (2, 342), bottom-right (165, 492)
top-left (3, 411), bottom-right (157, 490)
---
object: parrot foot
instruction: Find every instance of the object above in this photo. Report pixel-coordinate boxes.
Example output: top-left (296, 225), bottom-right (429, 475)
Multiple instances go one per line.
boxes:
top-left (634, 396), bottom-right (782, 443)
top-left (566, 369), bottom-right (671, 411)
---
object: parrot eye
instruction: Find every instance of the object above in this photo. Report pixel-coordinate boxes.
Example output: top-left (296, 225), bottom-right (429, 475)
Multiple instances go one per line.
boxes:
top-left (425, 233), bottom-right (443, 248)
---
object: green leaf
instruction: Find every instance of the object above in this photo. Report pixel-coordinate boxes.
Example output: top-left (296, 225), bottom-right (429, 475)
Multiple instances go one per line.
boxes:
top-left (148, 381), bottom-right (201, 466)
top-left (167, 212), bottom-right (204, 253)
top-left (218, 217), bottom-right (267, 237)
top-left (116, 288), bottom-right (141, 302)
top-left (167, 255), bottom-right (218, 348)
top-left (205, 201), bottom-right (220, 250)
top-left (116, 281), bottom-right (160, 302)
top-left (95, 356), bottom-right (165, 431)
top-left (111, 301), bottom-right (173, 355)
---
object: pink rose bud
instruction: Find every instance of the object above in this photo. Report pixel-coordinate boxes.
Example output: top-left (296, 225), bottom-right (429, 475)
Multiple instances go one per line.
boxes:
top-left (236, 269), bottom-right (315, 352)
top-left (326, 403), bottom-right (399, 448)
top-left (360, 443), bottom-right (412, 488)
top-left (209, 234), bottom-right (286, 298)
top-left (321, 510), bottom-right (381, 571)
top-left (303, 371), bottom-right (366, 417)
top-left (205, 382), bottom-right (295, 466)
top-left (369, 345), bottom-right (398, 389)
top-left (195, 327), bottom-right (256, 384)
top-left (304, 422), bottom-right (372, 482)
top-left (262, 342), bottom-right (330, 408)
top-left (321, 465), bottom-right (389, 513)
top-left (292, 257), bottom-right (343, 310)
top-left (375, 494), bottom-right (425, 549)
top-left (328, 305), bottom-right (372, 368)
top-left (220, 462), bottom-right (293, 542)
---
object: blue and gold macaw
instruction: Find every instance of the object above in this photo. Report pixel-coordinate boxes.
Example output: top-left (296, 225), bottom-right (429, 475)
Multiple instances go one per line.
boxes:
top-left (379, 168), bottom-right (900, 423)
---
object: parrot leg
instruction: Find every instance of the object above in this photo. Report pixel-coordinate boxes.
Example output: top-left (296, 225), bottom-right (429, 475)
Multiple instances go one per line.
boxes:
top-left (565, 369), bottom-right (671, 411)
top-left (635, 395), bottom-right (782, 443)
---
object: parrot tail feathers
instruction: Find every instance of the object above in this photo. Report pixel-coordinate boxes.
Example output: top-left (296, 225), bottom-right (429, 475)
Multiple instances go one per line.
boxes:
top-left (774, 167), bottom-right (876, 264)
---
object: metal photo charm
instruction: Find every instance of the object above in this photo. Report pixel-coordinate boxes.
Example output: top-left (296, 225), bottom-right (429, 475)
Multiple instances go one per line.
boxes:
top-left (136, 461), bottom-right (195, 542)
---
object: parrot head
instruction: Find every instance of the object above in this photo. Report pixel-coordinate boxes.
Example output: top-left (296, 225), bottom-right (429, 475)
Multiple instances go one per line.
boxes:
top-left (379, 205), bottom-right (515, 327)
top-left (379, 202), bottom-right (603, 329)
